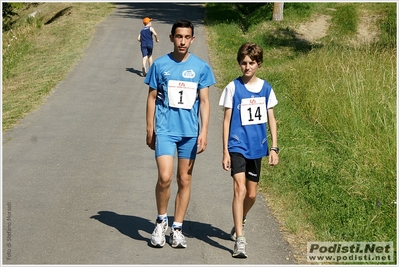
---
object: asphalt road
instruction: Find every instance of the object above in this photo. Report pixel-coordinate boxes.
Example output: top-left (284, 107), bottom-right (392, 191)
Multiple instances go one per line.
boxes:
top-left (2, 3), bottom-right (297, 265)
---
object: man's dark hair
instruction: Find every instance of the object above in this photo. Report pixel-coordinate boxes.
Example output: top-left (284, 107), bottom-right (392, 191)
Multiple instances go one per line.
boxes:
top-left (171, 19), bottom-right (194, 36)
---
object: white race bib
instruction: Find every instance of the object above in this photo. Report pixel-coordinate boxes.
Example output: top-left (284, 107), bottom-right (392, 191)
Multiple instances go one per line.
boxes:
top-left (168, 80), bottom-right (198, 109)
top-left (240, 97), bottom-right (267, 125)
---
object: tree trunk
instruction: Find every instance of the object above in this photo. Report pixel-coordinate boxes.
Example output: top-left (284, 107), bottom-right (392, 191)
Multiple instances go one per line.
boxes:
top-left (272, 2), bottom-right (284, 21)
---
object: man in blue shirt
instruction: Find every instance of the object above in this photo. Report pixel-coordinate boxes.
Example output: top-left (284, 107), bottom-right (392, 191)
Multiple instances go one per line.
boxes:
top-left (145, 19), bottom-right (216, 249)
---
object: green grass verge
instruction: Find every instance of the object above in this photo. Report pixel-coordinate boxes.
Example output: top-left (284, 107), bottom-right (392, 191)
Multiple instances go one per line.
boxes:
top-left (205, 2), bottom-right (396, 263)
top-left (2, 2), bottom-right (115, 132)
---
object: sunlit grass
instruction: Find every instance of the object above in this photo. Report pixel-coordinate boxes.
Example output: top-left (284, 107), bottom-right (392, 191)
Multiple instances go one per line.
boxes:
top-left (205, 2), bottom-right (396, 263)
top-left (2, 2), bottom-right (115, 131)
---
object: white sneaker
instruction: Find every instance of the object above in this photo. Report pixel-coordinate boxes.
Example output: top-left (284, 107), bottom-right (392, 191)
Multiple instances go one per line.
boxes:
top-left (233, 236), bottom-right (248, 258)
top-left (169, 228), bottom-right (187, 248)
top-left (230, 217), bottom-right (246, 241)
top-left (151, 219), bottom-right (168, 247)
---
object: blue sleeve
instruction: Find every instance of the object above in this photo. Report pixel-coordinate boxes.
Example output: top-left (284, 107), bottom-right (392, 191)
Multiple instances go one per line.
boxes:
top-left (198, 63), bottom-right (216, 90)
top-left (144, 63), bottom-right (158, 90)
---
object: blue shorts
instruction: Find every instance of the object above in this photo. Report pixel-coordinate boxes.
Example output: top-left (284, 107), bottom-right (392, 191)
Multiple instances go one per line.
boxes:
top-left (141, 44), bottom-right (153, 57)
top-left (155, 135), bottom-right (198, 159)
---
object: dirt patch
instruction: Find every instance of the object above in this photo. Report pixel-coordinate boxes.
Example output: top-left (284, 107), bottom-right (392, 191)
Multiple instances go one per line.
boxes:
top-left (295, 11), bottom-right (380, 45)
top-left (295, 14), bottom-right (332, 43)
top-left (352, 10), bottom-right (380, 45)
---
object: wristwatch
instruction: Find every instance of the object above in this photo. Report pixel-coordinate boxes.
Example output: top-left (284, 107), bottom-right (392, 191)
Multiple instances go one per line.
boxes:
top-left (270, 147), bottom-right (279, 154)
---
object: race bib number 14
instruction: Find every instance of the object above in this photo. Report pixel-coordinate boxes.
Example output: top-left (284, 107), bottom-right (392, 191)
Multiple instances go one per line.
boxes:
top-left (240, 97), bottom-right (267, 125)
top-left (168, 80), bottom-right (198, 109)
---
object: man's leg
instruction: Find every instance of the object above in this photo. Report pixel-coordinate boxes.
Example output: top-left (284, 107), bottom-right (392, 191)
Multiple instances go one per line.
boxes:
top-left (150, 155), bottom-right (174, 248)
top-left (174, 158), bottom-right (195, 223)
top-left (232, 172), bottom-right (248, 258)
top-left (243, 179), bottom-right (257, 217)
top-left (147, 46), bottom-right (154, 67)
top-left (232, 172), bottom-right (246, 237)
top-left (155, 155), bottom-right (174, 214)
top-left (242, 158), bottom-right (261, 218)
top-left (142, 55), bottom-right (147, 67)
top-left (142, 55), bottom-right (148, 76)
top-left (168, 158), bottom-right (195, 248)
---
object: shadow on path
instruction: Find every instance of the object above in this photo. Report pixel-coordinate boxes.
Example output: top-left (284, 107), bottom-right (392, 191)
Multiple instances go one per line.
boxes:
top-left (185, 219), bottom-right (232, 253)
top-left (114, 2), bottom-right (206, 26)
top-left (90, 211), bottom-right (153, 246)
top-left (91, 211), bottom-right (232, 252)
top-left (125, 67), bottom-right (144, 77)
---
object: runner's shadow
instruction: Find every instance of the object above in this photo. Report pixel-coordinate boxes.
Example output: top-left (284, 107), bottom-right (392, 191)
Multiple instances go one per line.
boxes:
top-left (184, 220), bottom-right (233, 253)
top-left (90, 211), bottom-right (154, 247)
top-left (90, 211), bottom-right (232, 252)
top-left (126, 67), bottom-right (144, 77)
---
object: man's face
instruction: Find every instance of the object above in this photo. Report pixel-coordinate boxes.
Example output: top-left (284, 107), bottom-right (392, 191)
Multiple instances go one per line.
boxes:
top-left (239, 55), bottom-right (260, 78)
top-left (170, 27), bottom-right (195, 55)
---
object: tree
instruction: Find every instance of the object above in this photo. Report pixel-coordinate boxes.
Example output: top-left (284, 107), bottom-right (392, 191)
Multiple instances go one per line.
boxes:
top-left (272, 2), bottom-right (284, 21)
top-left (2, 3), bottom-right (19, 31)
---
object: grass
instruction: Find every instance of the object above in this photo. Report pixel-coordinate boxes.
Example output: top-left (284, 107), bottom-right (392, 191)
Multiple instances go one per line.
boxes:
top-left (205, 2), bottom-right (396, 264)
top-left (2, 2), bottom-right (115, 131)
top-left (282, 44), bottom-right (396, 244)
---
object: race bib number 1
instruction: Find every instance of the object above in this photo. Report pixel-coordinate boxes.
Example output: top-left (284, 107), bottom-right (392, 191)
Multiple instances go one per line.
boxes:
top-left (240, 97), bottom-right (267, 125)
top-left (168, 80), bottom-right (198, 109)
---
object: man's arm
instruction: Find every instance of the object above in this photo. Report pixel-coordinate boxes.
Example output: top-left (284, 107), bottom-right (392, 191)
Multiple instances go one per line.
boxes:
top-left (151, 27), bottom-right (159, 42)
top-left (267, 107), bottom-right (279, 166)
top-left (197, 87), bottom-right (210, 154)
top-left (146, 87), bottom-right (157, 150)
top-left (222, 107), bottom-right (232, 170)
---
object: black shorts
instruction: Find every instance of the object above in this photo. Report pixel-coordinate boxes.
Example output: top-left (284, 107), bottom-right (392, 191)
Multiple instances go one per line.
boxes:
top-left (229, 152), bottom-right (262, 182)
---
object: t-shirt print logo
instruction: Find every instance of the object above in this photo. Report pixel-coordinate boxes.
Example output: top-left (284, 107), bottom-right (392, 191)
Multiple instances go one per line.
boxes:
top-left (182, 69), bottom-right (195, 78)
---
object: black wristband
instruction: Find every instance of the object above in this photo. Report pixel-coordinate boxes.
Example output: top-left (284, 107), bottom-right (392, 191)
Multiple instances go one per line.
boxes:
top-left (270, 147), bottom-right (279, 154)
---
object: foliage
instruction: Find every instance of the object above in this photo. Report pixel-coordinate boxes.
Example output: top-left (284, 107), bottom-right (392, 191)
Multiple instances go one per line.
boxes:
top-left (378, 3), bottom-right (397, 48)
top-left (2, 3), bottom-right (18, 19)
top-left (2, 3), bottom-right (19, 31)
top-left (205, 3), bottom-right (273, 32)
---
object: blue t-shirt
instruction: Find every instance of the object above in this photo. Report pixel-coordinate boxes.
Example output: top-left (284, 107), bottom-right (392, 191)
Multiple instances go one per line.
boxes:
top-left (144, 53), bottom-right (216, 137)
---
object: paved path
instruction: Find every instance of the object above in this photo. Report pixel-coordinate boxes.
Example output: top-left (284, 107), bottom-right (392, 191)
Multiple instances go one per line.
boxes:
top-left (2, 3), bottom-right (296, 265)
